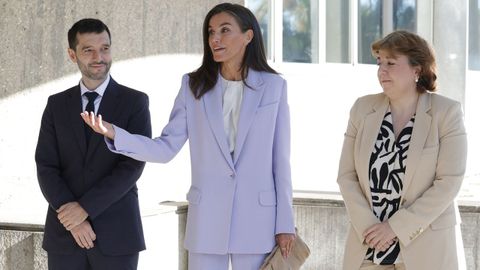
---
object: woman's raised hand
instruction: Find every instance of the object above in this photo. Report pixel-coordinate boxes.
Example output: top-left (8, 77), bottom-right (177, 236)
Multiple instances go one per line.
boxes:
top-left (80, 112), bottom-right (115, 140)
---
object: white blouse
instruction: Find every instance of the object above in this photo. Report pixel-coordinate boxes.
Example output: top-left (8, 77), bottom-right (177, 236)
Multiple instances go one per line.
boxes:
top-left (221, 75), bottom-right (244, 153)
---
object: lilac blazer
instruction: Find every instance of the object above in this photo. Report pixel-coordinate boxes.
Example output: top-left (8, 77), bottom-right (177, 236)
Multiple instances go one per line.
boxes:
top-left (107, 69), bottom-right (295, 254)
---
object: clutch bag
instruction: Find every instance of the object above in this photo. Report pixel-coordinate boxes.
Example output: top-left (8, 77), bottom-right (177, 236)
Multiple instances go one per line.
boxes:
top-left (259, 231), bottom-right (310, 270)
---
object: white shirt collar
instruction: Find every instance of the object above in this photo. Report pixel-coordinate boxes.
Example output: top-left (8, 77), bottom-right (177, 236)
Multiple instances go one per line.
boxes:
top-left (80, 74), bottom-right (111, 97)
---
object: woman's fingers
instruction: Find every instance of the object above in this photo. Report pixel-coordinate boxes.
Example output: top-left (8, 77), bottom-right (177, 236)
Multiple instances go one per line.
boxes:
top-left (88, 111), bottom-right (95, 127)
top-left (80, 112), bottom-right (96, 129)
top-left (364, 230), bottom-right (379, 248)
top-left (80, 112), bottom-right (115, 139)
top-left (286, 237), bottom-right (295, 257)
top-left (364, 222), bottom-right (398, 250)
top-left (97, 114), bottom-right (110, 135)
top-left (370, 237), bottom-right (382, 249)
top-left (98, 114), bottom-right (104, 131)
top-left (81, 112), bottom-right (104, 134)
top-left (276, 233), bottom-right (296, 258)
top-left (80, 112), bottom-right (90, 126)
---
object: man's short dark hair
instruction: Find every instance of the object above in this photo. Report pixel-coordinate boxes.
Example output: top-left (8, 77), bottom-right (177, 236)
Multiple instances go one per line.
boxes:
top-left (68, 18), bottom-right (111, 50)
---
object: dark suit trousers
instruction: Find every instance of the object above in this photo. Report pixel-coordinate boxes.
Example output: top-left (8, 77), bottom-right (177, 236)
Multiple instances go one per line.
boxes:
top-left (47, 247), bottom-right (139, 270)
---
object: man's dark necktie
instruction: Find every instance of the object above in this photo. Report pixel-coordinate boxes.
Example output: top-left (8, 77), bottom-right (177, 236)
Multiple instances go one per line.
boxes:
top-left (84, 92), bottom-right (99, 144)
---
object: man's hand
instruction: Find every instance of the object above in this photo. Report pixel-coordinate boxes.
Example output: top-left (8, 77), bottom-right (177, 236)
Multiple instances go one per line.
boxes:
top-left (71, 220), bottom-right (96, 249)
top-left (276, 233), bottom-right (296, 258)
top-left (81, 112), bottom-right (115, 140)
top-left (363, 221), bottom-right (397, 252)
top-left (57, 202), bottom-right (89, 231)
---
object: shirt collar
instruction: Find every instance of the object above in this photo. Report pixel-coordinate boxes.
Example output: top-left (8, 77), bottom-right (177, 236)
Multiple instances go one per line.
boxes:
top-left (80, 74), bottom-right (111, 97)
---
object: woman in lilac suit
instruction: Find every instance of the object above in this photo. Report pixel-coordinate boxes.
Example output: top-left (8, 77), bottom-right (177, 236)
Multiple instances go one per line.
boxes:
top-left (82, 3), bottom-right (296, 270)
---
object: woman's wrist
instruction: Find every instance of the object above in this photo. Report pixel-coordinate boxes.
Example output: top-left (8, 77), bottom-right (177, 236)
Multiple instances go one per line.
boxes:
top-left (106, 123), bottom-right (115, 140)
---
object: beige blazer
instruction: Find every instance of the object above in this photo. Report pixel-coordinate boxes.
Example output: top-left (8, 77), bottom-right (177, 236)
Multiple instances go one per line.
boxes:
top-left (337, 92), bottom-right (467, 270)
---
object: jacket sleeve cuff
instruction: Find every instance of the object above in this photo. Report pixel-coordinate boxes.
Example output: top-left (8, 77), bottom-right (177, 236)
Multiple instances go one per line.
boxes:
top-left (105, 124), bottom-right (128, 153)
top-left (388, 209), bottom-right (422, 247)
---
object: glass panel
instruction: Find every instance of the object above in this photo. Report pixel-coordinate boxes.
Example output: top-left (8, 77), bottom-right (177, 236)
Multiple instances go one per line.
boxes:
top-left (245, 0), bottom-right (272, 60)
top-left (326, 0), bottom-right (350, 63)
top-left (358, 0), bottom-right (416, 64)
top-left (283, 0), bottom-right (319, 63)
top-left (358, 0), bottom-right (382, 64)
top-left (469, 0), bottom-right (480, 70)
top-left (393, 0), bottom-right (416, 31)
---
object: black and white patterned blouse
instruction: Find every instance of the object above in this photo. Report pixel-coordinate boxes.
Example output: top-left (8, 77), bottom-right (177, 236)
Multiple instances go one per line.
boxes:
top-left (365, 108), bottom-right (415, 265)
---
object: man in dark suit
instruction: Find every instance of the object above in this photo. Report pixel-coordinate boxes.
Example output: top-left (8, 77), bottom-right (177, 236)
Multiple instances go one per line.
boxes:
top-left (35, 18), bottom-right (151, 270)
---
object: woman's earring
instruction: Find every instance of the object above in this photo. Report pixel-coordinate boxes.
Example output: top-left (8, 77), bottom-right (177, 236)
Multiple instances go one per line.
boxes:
top-left (415, 77), bottom-right (419, 83)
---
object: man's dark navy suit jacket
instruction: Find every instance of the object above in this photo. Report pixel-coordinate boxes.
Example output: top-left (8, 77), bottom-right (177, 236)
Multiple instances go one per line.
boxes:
top-left (35, 78), bottom-right (152, 256)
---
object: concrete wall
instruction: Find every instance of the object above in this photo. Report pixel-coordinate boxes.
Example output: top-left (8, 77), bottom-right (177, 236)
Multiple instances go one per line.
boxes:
top-left (177, 194), bottom-right (480, 270)
top-left (0, 0), bottom-right (241, 98)
top-left (2, 195), bottom-right (479, 270)
top-left (0, 224), bottom-right (46, 270)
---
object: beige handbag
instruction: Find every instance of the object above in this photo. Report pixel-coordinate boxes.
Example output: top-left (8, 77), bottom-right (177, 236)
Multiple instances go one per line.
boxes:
top-left (259, 230), bottom-right (310, 270)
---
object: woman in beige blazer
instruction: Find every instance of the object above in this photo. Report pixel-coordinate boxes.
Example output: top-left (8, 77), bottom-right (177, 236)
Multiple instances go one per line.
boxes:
top-left (337, 30), bottom-right (467, 270)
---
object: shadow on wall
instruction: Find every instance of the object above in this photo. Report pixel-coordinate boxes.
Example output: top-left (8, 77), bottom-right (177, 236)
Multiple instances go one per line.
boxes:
top-left (0, 54), bottom-right (202, 226)
top-left (0, 231), bottom-right (46, 270)
top-left (0, 0), bottom-right (239, 98)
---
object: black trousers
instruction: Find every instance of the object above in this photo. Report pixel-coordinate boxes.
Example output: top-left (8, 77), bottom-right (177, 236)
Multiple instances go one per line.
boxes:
top-left (48, 246), bottom-right (139, 270)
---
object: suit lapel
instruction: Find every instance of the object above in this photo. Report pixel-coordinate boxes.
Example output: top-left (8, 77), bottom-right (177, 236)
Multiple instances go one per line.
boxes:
top-left (67, 85), bottom-right (87, 157)
top-left (403, 93), bottom-right (431, 196)
top-left (85, 79), bottom-right (121, 161)
top-left (233, 70), bottom-right (265, 164)
top-left (358, 95), bottom-right (389, 206)
top-left (203, 79), bottom-right (235, 170)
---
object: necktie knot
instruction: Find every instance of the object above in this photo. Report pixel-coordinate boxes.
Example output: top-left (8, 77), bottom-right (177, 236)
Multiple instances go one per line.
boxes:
top-left (84, 92), bottom-right (98, 103)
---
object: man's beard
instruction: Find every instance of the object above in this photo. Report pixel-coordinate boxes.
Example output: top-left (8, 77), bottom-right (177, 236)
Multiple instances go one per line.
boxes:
top-left (79, 61), bottom-right (111, 81)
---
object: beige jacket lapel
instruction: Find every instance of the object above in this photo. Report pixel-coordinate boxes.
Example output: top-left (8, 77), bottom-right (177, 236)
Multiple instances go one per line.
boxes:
top-left (358, 94), bottom-right (389, 207)
top-left (402, 93), bottom-right (432, 198)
